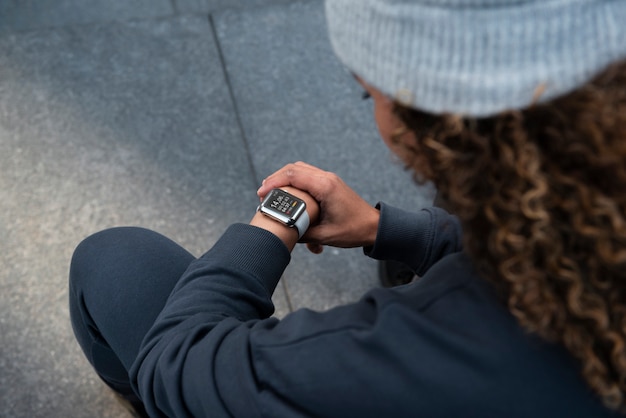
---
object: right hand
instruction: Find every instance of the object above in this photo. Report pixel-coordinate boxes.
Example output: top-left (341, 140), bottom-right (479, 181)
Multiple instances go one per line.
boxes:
top-left (257, 162), bottom-right (380, 254)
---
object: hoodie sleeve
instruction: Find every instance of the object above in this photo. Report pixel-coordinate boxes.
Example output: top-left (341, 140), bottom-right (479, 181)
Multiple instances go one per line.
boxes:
top-left (129, 223), bottom-right (292, 418)
top-left (364, 203), bottom-right (463, 276)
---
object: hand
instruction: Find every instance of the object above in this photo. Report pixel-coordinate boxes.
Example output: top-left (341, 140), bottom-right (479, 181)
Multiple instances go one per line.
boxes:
top-left (257, 162), bottom-right (380, 254)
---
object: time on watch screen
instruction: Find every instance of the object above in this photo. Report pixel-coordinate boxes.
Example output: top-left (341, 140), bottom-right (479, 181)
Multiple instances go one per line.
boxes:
top-left (267, 189), bottom-right (301, 216)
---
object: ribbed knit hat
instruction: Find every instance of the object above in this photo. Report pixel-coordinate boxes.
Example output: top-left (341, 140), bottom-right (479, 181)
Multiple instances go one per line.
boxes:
top-left (325, 0), bottom-right (626, 117)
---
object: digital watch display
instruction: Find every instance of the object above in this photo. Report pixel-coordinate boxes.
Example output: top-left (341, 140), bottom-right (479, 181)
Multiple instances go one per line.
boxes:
top-left (258, 189), bottom-right (310, 238)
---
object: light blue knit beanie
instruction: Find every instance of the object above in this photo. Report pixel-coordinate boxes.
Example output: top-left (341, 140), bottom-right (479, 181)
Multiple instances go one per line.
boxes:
top-left (325, 0), bottom-right (626, 117)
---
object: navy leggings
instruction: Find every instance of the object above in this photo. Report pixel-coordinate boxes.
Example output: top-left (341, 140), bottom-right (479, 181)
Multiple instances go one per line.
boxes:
top-left (69, 227), bottom-right (195, 412)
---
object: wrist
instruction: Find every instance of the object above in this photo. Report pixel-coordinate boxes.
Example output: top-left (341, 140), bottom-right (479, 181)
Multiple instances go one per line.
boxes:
top-left (363, 205), bottom-right (381, 247)
top-left (249, 212), bottom-right (300, 251)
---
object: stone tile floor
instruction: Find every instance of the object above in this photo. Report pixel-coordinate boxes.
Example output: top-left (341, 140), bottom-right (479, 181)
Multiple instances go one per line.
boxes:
top-left (0, 1), bottom-right (433, 416)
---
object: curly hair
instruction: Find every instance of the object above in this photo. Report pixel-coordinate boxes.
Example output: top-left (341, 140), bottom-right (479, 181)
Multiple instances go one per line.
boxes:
top-left (393, 60), bottom-right (626, 412)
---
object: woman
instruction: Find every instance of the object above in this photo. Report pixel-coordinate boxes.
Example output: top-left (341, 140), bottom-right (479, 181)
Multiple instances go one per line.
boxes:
top-left (70, 0), bottom-right (626, 416)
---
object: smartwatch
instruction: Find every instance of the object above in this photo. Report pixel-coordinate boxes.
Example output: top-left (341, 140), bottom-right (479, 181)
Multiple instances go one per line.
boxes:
top-left (257, 188), bottom-right (310, 239)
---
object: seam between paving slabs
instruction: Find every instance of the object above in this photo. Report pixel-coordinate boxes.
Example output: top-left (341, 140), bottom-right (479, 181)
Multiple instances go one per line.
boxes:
top-left (206, 12), bottom-right (296, 314)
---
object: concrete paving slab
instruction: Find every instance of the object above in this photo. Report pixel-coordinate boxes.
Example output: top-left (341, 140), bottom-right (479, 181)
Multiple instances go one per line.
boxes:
top-left (0, 0), bottom-right (173, 33)
top-left (174, 0), bottom-right (320, 15)
top-left (213, 1), bottom-right (435, 312)
top-left (0, 15), bottom-right (289, 417)
top-left (174, 0), bottom-right (211, 14)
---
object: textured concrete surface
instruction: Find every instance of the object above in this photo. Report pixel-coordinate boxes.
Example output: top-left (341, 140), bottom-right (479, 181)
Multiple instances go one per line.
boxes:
top-left (0, 1), bottom-right (434, 417)
top-left (0, 0), bottom-right (173, 32)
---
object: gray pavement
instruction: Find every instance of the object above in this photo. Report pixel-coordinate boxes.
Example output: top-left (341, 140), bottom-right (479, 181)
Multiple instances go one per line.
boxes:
top-left (0, 1), bottom-right (434, 417)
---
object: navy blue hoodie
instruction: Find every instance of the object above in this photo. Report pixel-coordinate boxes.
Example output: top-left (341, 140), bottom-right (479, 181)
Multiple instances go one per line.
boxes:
top-left (130, 203), bottom-right (615, 417)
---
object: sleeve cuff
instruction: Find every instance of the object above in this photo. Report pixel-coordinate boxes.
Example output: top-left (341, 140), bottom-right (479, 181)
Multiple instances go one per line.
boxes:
top-left (363, 202), bottom-right (435, 274)
top-left (198, 223), bottom-right (292, 295)
top-left (363, 202), bottom-right (464, 277)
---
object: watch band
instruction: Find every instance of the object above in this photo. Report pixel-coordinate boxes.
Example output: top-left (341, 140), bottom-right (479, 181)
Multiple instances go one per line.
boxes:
top-left (293, 209), bottom-right (310, 239)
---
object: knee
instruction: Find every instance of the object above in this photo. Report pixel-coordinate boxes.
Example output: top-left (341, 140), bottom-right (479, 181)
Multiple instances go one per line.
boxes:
top-left (71, 227), bottom-right (143, 267)
top-left (69, 227), bottom-right (154, 290)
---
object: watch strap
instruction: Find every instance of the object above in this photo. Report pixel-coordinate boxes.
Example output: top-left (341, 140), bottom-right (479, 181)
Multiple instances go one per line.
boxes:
top-left (293, 209), bottom-right (310, 239)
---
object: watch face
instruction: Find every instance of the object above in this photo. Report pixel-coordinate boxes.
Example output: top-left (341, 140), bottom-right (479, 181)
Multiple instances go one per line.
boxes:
top-left (260, 189), bottom-right (306, 226)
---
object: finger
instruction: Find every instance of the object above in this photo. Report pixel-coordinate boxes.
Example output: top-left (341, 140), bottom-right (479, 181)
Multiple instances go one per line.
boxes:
top-left (258, 162), bottom-right (327, 197)
top-left (257, 164), bottom-right (299, 196)
top-left (264, 162), bottom-right (322, 187)
top-left (293, 161), bottom-right (319, 169)
top-left (305, 243), bottom-right (324, 254)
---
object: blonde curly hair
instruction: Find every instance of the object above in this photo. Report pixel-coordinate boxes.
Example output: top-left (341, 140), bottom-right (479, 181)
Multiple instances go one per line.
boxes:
top-left (393, 60), bottom-right (626, 412)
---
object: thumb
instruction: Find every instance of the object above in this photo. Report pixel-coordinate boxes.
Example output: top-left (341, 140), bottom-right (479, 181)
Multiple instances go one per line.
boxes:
top-left (305, 243), bottom-right (324, 254)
